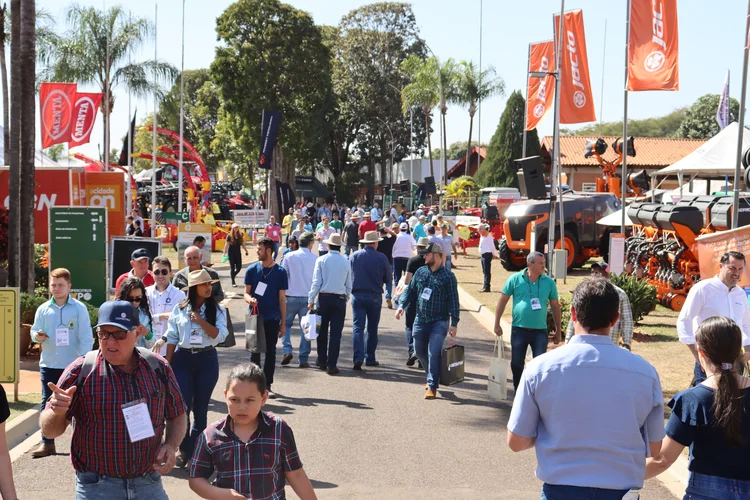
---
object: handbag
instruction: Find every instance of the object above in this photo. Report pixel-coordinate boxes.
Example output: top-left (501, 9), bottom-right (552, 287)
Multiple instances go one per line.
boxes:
top-left (488, 337), bottom-right (509, 401)
top-left (217, 307), bottom-right (236, 348)
top-left (440, 341), bottom-right (465, 386)
top-left (302, 311), bottom-right (319, 341)
top-left (244, 305), bottom-right (266, 353)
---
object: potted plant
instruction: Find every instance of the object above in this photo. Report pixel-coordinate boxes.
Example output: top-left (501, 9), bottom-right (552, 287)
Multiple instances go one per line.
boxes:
top-left (20, 292), bottom-right (49, 356)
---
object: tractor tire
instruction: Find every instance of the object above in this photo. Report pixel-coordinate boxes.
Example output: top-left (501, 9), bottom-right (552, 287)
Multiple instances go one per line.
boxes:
top-left (554, 231), bottom-right (580, 271)
top-left (499, 239), bottom-right (523, 272)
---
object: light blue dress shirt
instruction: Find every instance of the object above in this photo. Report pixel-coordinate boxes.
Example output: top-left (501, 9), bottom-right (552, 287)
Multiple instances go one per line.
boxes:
top-left (508, 334), bottom-right (665, 490)
top-left (165, 302), bottom-right (228, 349)
top-left (30, 296), bottom-right (94, 369)
top-left (309, 250), bottom-right (352, 304)
top-left (135, 308), bottom-right (154, 349)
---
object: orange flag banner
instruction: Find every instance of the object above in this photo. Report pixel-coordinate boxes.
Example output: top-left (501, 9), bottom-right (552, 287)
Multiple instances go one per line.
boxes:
top-left (526, 41), bottom-right (555, 131)
top-left (554, 10), bottom-right (596, 124)
top-left (627, 0), bottom-right (679, 91)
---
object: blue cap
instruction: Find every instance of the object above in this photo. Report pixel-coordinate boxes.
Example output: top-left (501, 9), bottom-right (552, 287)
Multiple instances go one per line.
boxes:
top-left (95, 300), bottom-right (140, 330)
top-left (131, 248), bottom-right (149, 261)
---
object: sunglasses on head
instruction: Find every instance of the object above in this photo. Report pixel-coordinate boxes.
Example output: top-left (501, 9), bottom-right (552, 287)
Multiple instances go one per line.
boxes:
top-left (126, 296), bottom-right (143, 303)
top-left (153, 268), bottom-right (169, 276)
top-left (97, 329), bottom-right (131, 341)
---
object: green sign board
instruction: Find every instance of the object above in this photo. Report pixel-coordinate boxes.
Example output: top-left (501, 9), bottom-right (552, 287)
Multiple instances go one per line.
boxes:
top-left (162, 211), bottom-right (189, 222)
top-left (49, 207), bottom-right (108, 307)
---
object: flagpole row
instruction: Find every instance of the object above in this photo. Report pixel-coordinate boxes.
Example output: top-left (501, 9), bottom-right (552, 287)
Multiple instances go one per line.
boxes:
top-left (732, 1), bottom-right (750, 229)
top-left (178, 0), bottom-right (185, 212)
top-left (522, 42), bottom-right (531, 159)
top-left (621, 0), bottom-right (631, 234)
top-left (151, 2), bottom-right (158, 226)
top-left (548, 0), bottom-right (565, 277)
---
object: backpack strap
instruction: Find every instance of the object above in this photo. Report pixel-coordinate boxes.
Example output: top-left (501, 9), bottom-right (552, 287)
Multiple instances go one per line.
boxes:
top-left (75, 350), bottom-right (100, 388)
top-left (135, 346), bottom-right (164, 378)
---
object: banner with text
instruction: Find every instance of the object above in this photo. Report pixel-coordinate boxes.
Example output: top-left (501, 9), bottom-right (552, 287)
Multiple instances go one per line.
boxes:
top-left (40, 82), bottom-right (78, 148)
top-left (83, 172), bottom-right (126, 239)
top-left (554, 10), bottom-right (596, 124)
top-left (69, 92), bottom-right (103, 147)
top-left (232, 209), bottom-right (270, 227)
top-left (258, 110), bottom-right (282, 170)
top-left (627, 0), bottom-right (679, 91)
top-left (696, 226), bottom-right (750, 286)
top-left (526, 40), bottom-right (556, 131)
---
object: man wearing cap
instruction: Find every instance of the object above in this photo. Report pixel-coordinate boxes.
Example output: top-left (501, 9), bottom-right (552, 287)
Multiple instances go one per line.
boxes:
top-left (478, 223), bottom-right (498, 293)
top-left (377, 224), bottom-right (397, 309)
top-left (392, 222), bottom-right (416, 289)
top-left (565, 262), bottom-right (634, 350)
top-left (396, 242), bottom-right (460, 399)
top-left (40, 300), bottom-right (188, 499)
top-left (115, 248), bottom-right (156, 294)
top-left (280, 232), bottom-right (316, 368)
top-left (308, 233), bottom-right (352, 374)
top-left (426, 225), bottom-right (446, 267)
top-left (358, 211), bottom-right (378, 239)
top-left (280, 235), bottom-right (299, 263)
top-left (412, 215), bottom-right (428, 241)
top-left (315, 216), bottom-right (337, 257)
top-left (349, 231), bottom-right (392, 369)
top-left (344, 212), bottom-right (360, 256)
top-left (399, 237), bottom-right (430, 366)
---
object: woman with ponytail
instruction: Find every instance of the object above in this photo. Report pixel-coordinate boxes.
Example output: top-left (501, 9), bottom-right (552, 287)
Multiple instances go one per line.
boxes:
top-left (646, 316), bottom-right (750, 498)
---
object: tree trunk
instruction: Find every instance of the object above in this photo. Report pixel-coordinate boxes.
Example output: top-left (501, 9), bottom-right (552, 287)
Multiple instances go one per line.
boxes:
top-left (7, 0), bottom-right (19, 287)
top-left (441, 110), bottom-right (447, 182)
top-left (247, 162), bottom-right (254, 193)
top-left (465, 104), bottom-right (476, 178)
top-left (424, 107), bottom-right (434, 180)
top-left (19, 0), bottom-right (35, 293)
top-left (0, 4), bottom-right (9, 166)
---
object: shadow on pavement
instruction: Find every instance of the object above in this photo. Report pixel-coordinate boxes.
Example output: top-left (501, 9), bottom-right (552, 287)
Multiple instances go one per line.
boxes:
top-left (310, 479), bottom-right (338, 489)
top-left (275, 395), bottom-right (373, 411)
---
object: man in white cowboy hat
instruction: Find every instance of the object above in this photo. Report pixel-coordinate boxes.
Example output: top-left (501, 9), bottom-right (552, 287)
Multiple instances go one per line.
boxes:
top-left (308, 232), bottom-right (352, 374)
top-left (343, 212), bottom-right (360, 257)
top-left (357, 211), bottom-right (377, 239)
top-left (280, 232), bottom-right (316, 368)
top-left (349, 230), bottom-right (392, 370)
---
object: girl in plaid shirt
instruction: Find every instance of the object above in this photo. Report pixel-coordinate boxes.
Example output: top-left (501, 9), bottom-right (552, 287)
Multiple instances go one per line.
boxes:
top-left (189, 363), bottom-right (317, 499)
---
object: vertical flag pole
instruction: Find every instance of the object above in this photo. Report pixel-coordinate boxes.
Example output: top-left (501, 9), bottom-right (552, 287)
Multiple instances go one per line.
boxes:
top-left (600, 19), bottom-right (607, 122)
top-left (103, 0), bottom-right (109, 172)
top-left (178, 0), bottom-right (185, 212)
top-left (549, 0), bottom-right (565, 277)
top-left (477, 0), bottom-right (483, 172)
top-left (151, 2), bottom-right (158, 226)
top-left (126, 10), bottom-right (132, 215)
top-left (522, 42), bottom-right (531, 158)
top-left (733, 0), bottom-right (750, 228)
top-left (621, 0), bottom-right (631, 234)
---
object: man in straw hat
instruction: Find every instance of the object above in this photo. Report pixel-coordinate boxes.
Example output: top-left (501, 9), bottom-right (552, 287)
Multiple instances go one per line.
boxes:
top-left (280, 232), bottom-right (316, 368)
top-left (396, 242), bottom-right (460, 399)
top-left (349, 230), bottom-right (392, 370)
top-left (357, 211), bottom-right (378, 240)
top-left (308, 232), bottom-right (352, 374)
top-left (343, 212), bottom-right (360, 257)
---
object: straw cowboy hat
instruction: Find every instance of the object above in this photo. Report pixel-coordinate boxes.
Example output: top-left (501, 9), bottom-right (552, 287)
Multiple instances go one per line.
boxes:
top-left (415, 237), bottom-right (430, 248)
top-left (351, 212), bottom-right (360, 219)
top-left (364, 211), bottom-right (372, 218)
top-left (186, 269), bottom-right (219, 288)
top-left (361, 230), bottom-right (383, 244)
top-left (323, 233), bottom-right (343, 246)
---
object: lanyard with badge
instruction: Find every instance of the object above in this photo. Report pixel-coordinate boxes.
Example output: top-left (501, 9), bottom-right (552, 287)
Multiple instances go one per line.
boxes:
top-left (254, 265), bottom-right (273, 298)
top-left (528, 276), bottom-right (542, 311)
top-left (189, 306), bottom-right (204, 345)
top-left (55, 301), bottom-right (70, 347)
top-left (121, 373), bottom-right (156, 443)
top-left (154, 288), bottom-right (175, 337)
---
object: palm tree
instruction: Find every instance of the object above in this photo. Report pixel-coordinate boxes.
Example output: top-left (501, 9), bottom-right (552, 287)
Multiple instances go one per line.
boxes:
top-left (444, 175), bottom-right (475, 199)
top-left (45, 4), bottom-right (177, 163)
top-left (436, 58), bottom-right (458, 181)
top-left (454, 61), bottom-right (505, 176)
top-left (401, 55), bottom-right (440, 179)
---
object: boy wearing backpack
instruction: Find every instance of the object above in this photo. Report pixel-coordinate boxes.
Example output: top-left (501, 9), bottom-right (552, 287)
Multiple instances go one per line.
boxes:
top-left (40, 300), bottom-right (188, 500)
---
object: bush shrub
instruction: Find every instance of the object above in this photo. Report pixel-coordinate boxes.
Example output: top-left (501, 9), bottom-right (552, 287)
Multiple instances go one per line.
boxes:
top-left (547, 296), bottom-right (571, 335)
top-left (609, 273), bottom-right (658, 324)
top-left (20, 292), bottom-right (50, 325)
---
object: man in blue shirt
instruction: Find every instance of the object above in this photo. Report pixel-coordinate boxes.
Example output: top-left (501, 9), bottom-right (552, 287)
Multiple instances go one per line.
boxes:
top-left (349, 231), bottom-right (392, 370)
top-left (412, 215), bottom-right (427, 241)
top-left (244, 237), bottom-right (288, 395)
top-left (30, 268), bottom-right (94, 458)
top-left (308, 233), bottom-right (352, 374)
top-left (507, 278), bottom-right (664, 498)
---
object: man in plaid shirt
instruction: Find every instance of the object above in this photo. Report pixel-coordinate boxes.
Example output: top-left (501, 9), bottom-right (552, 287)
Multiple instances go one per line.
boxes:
top-left (564, 262), bottom-right (634, 350)
top-left (396, 242), bottom-right (460, 399)
top-left (40, 300), bottom-right (187, 500)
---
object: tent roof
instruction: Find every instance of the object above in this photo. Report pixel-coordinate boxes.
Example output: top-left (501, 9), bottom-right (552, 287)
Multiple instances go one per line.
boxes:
top-left (654, 122), bottom-right (750, 177)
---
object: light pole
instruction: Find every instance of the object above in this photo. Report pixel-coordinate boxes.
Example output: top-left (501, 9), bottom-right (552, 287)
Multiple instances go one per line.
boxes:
top-left (376, 117), bottom-right (396, 202)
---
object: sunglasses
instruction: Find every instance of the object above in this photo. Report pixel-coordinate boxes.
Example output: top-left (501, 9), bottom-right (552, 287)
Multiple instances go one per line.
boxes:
top-left (126, 296), bottom-right (143, 303)
top-left (96, 329), bottom-right (131, 341)
top-left (153, 269), bottom-right (170, 276)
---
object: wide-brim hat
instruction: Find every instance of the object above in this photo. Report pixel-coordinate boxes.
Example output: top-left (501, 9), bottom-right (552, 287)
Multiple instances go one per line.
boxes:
top-left (351, 213), bottom-right (360, 219)
top-left (323, 233), bottom-right (343, 246)
top-left (416, 237), bottom-right (430, 248)
top-left (361, 230), bottom-right (383, 243)
top-left (187, 269), bottom-right (219, 288)
top-left (364, 211), bottom-right (372, 218)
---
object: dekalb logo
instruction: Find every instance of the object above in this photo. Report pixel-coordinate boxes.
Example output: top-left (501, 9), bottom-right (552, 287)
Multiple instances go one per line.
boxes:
top-left (42, 90), bottom-right (74, 141)
top-left (645, 1), bottom-right (667, 73)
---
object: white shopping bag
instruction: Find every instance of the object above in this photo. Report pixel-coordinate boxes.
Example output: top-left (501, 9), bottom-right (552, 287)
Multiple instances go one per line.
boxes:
top-left (488, 337), bottom-right (509, 401)
top-left (302, 312), bottom-right (319, 341)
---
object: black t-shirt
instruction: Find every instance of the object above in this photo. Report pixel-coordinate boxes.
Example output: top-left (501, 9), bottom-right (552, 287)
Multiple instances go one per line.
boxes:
top-left (344, 222), bottom-right (360, 247)
top-left (377, 234), bottom-right (396, 264)
top-left (0, 385), bottom-right (9, 424)
top-left (406, 254), bottom-right (426, 275)
top-left (666, 384), bottom-right (750, 480)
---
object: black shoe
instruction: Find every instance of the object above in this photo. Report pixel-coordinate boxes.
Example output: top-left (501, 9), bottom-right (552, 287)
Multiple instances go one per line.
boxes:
top-left (318, 363), bottom-right (327, 371)
top-left (315, 359), bottom-right (323, 367)
top-left (232, 283), bottom-right (237, 288)
top-left (353, 361), bottom-right (363, 371)
top-left (299, 362), bottom-right (310, 368)
top-left (406, 355), bottom-right (417, 367)
top-left (365, 361), bottom-right (380, 367)
top-left (480, 288), bottom-right (490, 293)
top-left (281, 354), bottom-right (293, 366)
top-left (327, 367), bottom-right (340, 375)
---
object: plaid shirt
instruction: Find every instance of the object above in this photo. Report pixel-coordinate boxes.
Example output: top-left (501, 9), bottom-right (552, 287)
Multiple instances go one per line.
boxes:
top-left (52, 350), bottom-right (186, 478)
top-left (400, 264), bottom-right (460, 327)
top-left (189, 412), bottom-right (303, 499)
top-left (565, 284), bottom-right (634, 346)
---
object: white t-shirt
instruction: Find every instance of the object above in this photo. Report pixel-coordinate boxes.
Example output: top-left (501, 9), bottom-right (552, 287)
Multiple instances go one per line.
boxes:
top-left (316, 227), bottom-right (336, 252)
top-left (478, 234), bottom-right (497, 256)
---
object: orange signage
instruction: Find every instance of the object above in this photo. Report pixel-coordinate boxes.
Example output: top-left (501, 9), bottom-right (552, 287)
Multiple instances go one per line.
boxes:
top-left (627, 0), bottom-right (679, 91)
top-left (696, 226), bottom-right (750, 286)
top-left (526, 41), bottom-right (556, 131)
top-left (554, 10), bottom-right (596, 124)
top-left (83, 172), bottom-right (125, 239)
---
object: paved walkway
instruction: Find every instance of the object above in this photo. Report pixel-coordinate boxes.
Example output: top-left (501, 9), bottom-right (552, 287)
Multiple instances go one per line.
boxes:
top-left (10, 265), bottom-right (677, 499)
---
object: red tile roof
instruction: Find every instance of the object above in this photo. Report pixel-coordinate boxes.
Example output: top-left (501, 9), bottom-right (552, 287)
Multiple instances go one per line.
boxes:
top-left (540, 136), bottom-right (706, 167)
top-left (447, 146), bottom-right (487, 177)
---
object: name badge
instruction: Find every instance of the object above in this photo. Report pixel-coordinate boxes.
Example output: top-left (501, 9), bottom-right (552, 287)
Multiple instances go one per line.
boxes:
top-left (421, 287), bottom-right (433, 301)
top-left (153, 320), bottom-right (165, 337)
top-left (255, 282), bottom-right (268, 297)
top-left (56, 327), bottom-right (70, 347)
top-left (121, 399), bottom-right (155, 443)
top-left (190, 329), bottom-right (203, 345)
top-left (530, 298), bottom-right (542, 311)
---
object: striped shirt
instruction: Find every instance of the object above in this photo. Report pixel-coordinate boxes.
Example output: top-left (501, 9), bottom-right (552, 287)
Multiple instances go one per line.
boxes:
top-left (190, 412), bottom-right (303, 499)
top-left (565, 283), bottom-right (634, 347)
top-left (52, 350), bottom-right (186, 478)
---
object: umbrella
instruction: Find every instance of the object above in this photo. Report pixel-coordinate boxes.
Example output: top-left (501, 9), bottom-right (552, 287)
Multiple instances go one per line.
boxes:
top-left (597, 209), bottom-right (633, 227)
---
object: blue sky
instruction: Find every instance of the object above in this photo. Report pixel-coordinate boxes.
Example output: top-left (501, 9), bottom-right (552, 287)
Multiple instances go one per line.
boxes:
top-left (34, 0), bottom-right (750, 162)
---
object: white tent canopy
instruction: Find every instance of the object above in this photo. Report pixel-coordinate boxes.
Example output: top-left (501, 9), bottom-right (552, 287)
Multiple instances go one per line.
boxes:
top-left (597, 208), bottom-right (632, 226)
top-left (654, 122), bottom-right (750, 177)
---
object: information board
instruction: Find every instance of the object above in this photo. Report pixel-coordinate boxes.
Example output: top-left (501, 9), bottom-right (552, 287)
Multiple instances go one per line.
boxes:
top-left (0, 288), bottom-right (19, 383)
top-left (609, 233), bottom-right (626, 275)
top-left (177, 223), bottom-right (214, 268)
top-left (232, 209), bottom-right (270, 227)
top-left (49, 207), bottom-right (108, 306)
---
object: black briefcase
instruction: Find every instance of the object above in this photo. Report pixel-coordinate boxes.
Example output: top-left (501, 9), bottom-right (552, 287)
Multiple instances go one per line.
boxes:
top-left (440, 344), bottom-right (465, 385)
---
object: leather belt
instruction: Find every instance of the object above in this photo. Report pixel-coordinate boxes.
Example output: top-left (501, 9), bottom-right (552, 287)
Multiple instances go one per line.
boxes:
top-left (180, 345), bottom-right (216, 354)
top-left (320, 292), bottom-right (346, 299)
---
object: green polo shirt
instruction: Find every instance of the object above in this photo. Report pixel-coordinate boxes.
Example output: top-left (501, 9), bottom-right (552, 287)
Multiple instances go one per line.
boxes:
top-left (501, 268), bottom-right (558, 330)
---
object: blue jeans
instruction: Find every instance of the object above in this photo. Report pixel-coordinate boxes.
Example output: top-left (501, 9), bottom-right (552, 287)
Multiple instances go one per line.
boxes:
top-left (316, 294), bottom-right (347, 369)
top-left (541, 484), bottom-right (630, 500)
top-left (171, 348), bottom-right (219, 457)
top-left (345, 245), bottom-right (358, 256)
top-left (75, 471), bottom-right (168, 500)
top-left (282, 297), bottom-right (312, 364)
top-left (351, 292), bottom-right (382, 365)
top-left (404, 306), bottom-right (417, 358)
top-left (272, 241), bottom-right (280, 260)
top-left (393, 258), bottom-right (409, 287)
top-left (684, 471), bottom-right (750, 499)
top-left (40, 367), bottom-right (65, 444)
top-left (412, 320), bottom-right (449, 390)
top-left (385, 278), bottom-right (392, 300)
top-left (510, 326), bottom-right (548, 390)
top-left (693, 361), bottom-right (707, 386)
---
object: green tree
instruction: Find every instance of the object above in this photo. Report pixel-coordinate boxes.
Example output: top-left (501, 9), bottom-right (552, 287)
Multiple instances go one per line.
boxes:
top-left (402, 55), bottom-right (440, 178)
top-left (45, 144), bottom-right (64, 162)
top-left (45, 5), bottom-right (177, 166)
top-left (675, 94), bottom-right (740, 139)
top-left (453, 61), bottom-right (504, 175)
top-left (562, 108), bottom-right (686, 138)
top-left (432, 140), bottom-right (488, 160)
top-left (475, 90), bottom-right (539, 188)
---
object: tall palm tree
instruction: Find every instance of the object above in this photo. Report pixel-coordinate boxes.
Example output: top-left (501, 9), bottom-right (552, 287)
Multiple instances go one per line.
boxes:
top-left (45, 4), bottom-right (177, 163)
top-left (17, 0), bottom-right (34, 292)
top-left (436, 58), bottom-right (458, 182)
top-left (401, 55), bottom-right (440, 179)
top-left (6, 0), bottom-right (18, 287)
top-left (454, 61), bottom-right (504, 176)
